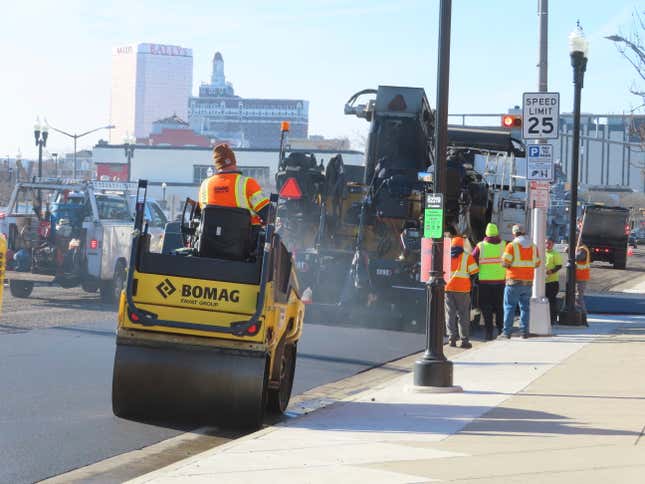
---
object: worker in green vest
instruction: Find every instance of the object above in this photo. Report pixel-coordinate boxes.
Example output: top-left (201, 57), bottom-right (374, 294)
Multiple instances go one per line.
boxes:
top-left (544, 237), bottom-right (563, 325)
top-left (471, 223), bottom-right (506, 340)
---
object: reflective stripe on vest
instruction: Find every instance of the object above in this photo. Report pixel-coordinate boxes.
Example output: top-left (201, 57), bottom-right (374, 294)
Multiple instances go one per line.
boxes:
top-left (511, 242), bottom-right (539, 267)
top-left (477, 241), bottom-right (505, 281)
top-left (505, 241), bottom-right (538, 281)
top-left (452, 252), bottom-right (470, 279)
top-left (446, 253), bottom-right (472, 292)
top-left (234, 174), bottom-right (250, 211)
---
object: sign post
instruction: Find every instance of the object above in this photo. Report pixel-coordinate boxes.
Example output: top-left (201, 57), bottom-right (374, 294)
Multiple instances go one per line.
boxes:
top-left (523, 1), bottom-right (554, 336)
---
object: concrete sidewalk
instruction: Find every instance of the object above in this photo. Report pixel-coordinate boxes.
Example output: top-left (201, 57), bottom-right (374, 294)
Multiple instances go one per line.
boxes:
top-left (130, 315), bottom-right (645, 484)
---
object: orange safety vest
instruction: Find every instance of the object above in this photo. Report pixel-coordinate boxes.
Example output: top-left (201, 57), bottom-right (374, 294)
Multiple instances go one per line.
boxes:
top-left (575, 245), bottom-right (590, 281)
top-left (198, 172), bottom-right (269, 225)
top-left (446, 252), bottom-right (479, 293)
top-left (503, 241), bottom-right (540, 282)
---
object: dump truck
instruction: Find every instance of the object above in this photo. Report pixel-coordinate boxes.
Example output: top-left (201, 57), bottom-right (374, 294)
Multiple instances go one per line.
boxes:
top-left (580, 204), bottom-right (631, 269)
top-left (112, 182), bottom-right (304, 427)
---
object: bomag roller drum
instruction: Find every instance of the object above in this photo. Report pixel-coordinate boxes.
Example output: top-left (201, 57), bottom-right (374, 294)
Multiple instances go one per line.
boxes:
top-left (112, 194), bottom-right (304, 429)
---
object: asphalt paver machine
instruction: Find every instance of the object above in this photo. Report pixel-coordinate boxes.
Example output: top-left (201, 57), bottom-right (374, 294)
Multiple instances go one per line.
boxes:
top-left (112, 181), bottom-right (304, 428)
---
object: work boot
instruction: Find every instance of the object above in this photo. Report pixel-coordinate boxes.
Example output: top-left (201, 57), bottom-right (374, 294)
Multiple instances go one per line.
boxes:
top-left (449, 338), bottom-right (457, 347)
top-left (521, 332), bottom-right (529, 339)
top-left (460, 339), bottom-right (472, 349)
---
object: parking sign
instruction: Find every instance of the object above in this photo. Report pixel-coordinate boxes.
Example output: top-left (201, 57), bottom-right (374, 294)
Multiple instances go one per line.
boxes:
top-left (527, 144), bottom-right (553, 181)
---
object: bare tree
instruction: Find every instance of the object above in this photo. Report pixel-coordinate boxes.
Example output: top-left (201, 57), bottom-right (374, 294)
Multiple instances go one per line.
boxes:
top-left (606, 9), bottom-right (645, 106)
top-left (606, 9), bottom-right (645, 156)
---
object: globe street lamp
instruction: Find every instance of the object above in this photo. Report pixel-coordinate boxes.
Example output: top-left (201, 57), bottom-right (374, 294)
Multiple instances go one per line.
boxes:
top-left (124, 133), bottom-right (136, 182)
top-left (48, 123), bottom-right (115, 179)
top-left (34, 117), bottom-right (49, 178)
top-left (559, 22), bottom-right (589, 326)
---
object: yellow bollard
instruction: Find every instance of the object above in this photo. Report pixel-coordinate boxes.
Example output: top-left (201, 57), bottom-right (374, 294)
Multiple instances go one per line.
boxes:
top-left (0, 235), bottom-right (5, 314)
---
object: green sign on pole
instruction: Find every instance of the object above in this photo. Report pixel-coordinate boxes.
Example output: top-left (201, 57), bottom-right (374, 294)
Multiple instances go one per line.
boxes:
top-left (423, 193), bottom-right (444, 239)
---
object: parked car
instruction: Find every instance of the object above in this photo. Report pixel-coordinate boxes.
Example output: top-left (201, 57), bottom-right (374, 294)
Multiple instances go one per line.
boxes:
top-left (128, 196), bottom-right (168, 253)
top-left (633, 229), bottom-right (645, 244)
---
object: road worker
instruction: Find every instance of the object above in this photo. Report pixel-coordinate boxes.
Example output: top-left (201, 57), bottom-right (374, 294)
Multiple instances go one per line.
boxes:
top-left (445, 236), bottom-right (479, 349)
top-left (575, 240), bottom-right (591, 317)
top-left (544, 237), bottom-right (563, 325)
top-left (198, 143), bottom-right (270, 224)
top-left (501, 224), bottom-right (541, 339)
top-left (471, 223), bottom-right (505, 340)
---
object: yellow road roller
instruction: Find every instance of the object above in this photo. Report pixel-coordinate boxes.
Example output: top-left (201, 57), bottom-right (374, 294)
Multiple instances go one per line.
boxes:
top-left (112, 181), bottom-right (304, 428)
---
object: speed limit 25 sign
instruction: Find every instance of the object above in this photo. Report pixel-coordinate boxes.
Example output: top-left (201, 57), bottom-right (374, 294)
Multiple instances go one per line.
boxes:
top-left (522, 92), bottom-right (560, 139)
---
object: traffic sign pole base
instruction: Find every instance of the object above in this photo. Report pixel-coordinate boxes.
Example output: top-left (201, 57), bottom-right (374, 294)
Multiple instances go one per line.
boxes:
top-left (529, 297), bottom-right (552, 335)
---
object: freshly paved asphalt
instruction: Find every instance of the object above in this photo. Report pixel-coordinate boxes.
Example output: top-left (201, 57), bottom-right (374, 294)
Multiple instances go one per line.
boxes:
top-left (1, 248), bottom-right (643, 483)
top-left (0, 292), bottom-right (424, 484)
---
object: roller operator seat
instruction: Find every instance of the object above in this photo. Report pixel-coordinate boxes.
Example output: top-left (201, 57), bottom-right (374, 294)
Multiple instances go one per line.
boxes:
top-left (197, 205), bottom-right (254, 261)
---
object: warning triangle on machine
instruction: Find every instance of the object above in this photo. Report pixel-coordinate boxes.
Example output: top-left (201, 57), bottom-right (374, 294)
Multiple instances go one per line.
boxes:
top-left (279, 177), bottom-right (303, 199)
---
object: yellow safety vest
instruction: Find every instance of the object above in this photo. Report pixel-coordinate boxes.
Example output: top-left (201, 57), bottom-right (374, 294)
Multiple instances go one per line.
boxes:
top-left (477, 241), bottom-right (505, 281)
top-left (545, 249), bottom-right (562, 283)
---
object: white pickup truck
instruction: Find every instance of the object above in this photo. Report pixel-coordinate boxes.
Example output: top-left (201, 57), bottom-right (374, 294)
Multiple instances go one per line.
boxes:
top-left (0, 179), bottom-right (166, 304)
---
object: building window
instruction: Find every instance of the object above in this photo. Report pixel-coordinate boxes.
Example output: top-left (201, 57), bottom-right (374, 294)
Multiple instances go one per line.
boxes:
top-left (194, 164), bottom-right (213, 183)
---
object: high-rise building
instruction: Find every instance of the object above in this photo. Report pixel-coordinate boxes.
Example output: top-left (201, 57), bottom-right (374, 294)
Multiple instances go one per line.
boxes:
top-left (110, 43), bottom-right (193, 143)
top-left (188, 52), bottom-right (309, 148)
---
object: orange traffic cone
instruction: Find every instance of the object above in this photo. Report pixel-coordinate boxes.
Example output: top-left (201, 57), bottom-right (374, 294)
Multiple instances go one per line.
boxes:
top-left (302, 287), bottom-right (313, 304)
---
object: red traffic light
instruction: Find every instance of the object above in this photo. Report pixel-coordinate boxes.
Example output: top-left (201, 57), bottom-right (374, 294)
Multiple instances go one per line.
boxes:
top-left (279, 177), bottom-right (303, 199)
top-left (502, 115), bottom-right (521, 128)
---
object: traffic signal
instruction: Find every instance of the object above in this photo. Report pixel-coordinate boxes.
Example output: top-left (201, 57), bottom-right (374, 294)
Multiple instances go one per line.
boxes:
top-left (501, 114), bottom-right (522, 128)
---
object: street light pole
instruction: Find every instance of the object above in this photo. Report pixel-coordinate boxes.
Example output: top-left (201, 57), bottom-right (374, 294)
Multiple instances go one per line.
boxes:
top-left (559, 22), bottom-right (588, 326)
top-left (34, 117), bottom-right (49, 178)
top-left (47, 123), bottom-right (115, 179)
top-left (414, 0), bottom-right (455, 388)
top-left (124, 133), bottom-right (136, 182)
top-left (52, 153), bottom-right (58, 177)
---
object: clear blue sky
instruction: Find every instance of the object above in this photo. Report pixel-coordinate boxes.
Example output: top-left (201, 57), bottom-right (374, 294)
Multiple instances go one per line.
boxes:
top-left (1, 0), bottom-right (641, 160)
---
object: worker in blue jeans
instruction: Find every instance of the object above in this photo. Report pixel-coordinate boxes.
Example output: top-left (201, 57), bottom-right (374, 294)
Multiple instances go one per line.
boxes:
top-left (501, 224), bottom-right (541, 338)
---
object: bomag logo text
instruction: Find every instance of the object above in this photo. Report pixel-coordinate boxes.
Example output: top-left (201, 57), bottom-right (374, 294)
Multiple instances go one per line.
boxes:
top-left (181, 284), bottom-right (240, 307)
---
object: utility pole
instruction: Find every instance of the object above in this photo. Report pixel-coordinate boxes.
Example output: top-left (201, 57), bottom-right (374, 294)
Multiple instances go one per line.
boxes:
top-left (529, 0), bottom-right (552, 334)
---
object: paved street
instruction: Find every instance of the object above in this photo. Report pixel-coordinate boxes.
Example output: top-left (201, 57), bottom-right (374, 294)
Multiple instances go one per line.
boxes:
top-left (0, 248), bottom-right (643, 483)
top-left (0, 287), bottom-right (424, 484)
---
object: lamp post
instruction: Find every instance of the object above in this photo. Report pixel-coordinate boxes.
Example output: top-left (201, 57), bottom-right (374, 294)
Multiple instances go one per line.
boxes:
top-left (34, 117), bottom-right (49, 178)
top-left (123, 133), bottom-right (136, 182)
top-left (413, 0), bottom-right (456, 388)
top-left (51, 153), bottom-right (58, 177)
top-left (161, 182), bottom-right (167, 209)
top-left (559, 22), bottom-right (588, 326)
top-left (48, 123), bottom-right (115, 179)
